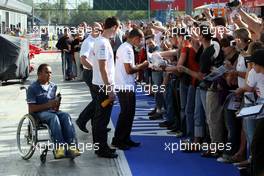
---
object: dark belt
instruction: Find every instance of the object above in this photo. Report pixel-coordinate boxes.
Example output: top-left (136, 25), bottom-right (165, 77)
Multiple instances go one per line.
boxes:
top-left (84, 68), bottom-right (92, 71)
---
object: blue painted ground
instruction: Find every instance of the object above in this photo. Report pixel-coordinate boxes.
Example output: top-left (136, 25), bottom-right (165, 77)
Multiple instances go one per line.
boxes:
top-left (111, 92), bottom-right (240, 176)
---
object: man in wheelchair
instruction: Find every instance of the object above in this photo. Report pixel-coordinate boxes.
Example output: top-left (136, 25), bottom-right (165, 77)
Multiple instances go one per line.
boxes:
top-left (26, 63), bottom-right (80, 159)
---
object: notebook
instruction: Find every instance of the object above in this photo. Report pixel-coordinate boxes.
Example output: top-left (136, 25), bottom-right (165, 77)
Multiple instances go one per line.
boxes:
top-left (236, 104), bottom-right (264, 118)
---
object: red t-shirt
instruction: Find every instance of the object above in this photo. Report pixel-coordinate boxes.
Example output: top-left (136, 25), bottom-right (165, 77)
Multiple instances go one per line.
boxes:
top-left (138, 48), bottom-right (147, 64)
top-left (181, 47), bottom-right (200, 86)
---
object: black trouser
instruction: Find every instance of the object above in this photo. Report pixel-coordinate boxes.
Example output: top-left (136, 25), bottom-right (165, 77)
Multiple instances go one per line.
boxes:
top-left (92, 85), bottom-right (113, 150)
top-left (251, 118), bottom-right (264, 176)
top-left (113, 90), bottom-right (136, 144)
top-left (78, 69), bottom-right (96, 125)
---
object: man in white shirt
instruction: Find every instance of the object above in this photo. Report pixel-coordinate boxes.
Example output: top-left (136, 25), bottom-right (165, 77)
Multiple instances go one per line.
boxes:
top-left (112, 28), bottom-right (149, 150)
top-left (76, 22), bottom-right (102, 133)
top-left (236, 49), bottom-right (264, 100)
top-left (91, 17), bottom-right (120, 158)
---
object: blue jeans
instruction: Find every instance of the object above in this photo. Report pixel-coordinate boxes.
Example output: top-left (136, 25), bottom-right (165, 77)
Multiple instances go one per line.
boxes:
top-left (243, 102), bottom-right (258, 156)
top-left (243, 118), bottom-right (256, 155)
top-left (64, 52), bottom-right (73, 78)
top-left (152, 71), bottom-right (164, 110)
top-left (194, 87), bottom-right (206, 138)
top-left (224, 107), bottom-right (241, 155)
top-left (179, 82), bottom-right (189, 135)
top-left (36, 111), bottom-right (75, 145)
top-left (185, 85), bottom-right (196, 140)
top-left (61, 52), bottom-right (65, 79)
top-left (144, 69), bottom-right (152, 84)
top-left (164, 79), bottom-right (176, 124)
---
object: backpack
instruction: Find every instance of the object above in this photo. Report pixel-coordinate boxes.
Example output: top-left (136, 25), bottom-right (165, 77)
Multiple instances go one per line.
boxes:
top-left (56, 36), bottom-right (66, 50)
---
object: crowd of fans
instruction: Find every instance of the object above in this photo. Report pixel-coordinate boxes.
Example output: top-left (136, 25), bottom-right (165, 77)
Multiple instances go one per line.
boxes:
top-left (4, 27), bottom-right (22, 37)
top-left (55, 1), bottom-right (264, 175)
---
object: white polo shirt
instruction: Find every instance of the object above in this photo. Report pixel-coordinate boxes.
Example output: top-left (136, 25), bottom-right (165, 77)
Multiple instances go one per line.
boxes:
top-left (115, 42), bottom-right (136, 91)
top-left (236, 55), bottom-right (247, 88)
top-left (80, 35), bottom-right (97, 69)
top-left (247, 68), bottom-right (264, 99)
top-left (92, 36), bottom-right (115, 86)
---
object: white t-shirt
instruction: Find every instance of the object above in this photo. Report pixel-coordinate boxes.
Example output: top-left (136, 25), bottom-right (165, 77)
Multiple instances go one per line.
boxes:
top-left (92, 36), bottom-right (115, 86)
top-left (247, 69), bottom-right (264, 99)
top-left (115, 42), bottom-right (136, 91)
top-left (154, 31), bottom-right (162, 47)
top-left (236, 54), bottom-right (247, 88)
top-left (80, 35), bottom-right (97, 69)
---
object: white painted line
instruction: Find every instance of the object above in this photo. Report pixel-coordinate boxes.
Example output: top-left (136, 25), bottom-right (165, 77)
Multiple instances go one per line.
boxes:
top-left (133, 120), bottom-right (163, 123)
top-left (132, 124), bottom-right (159, 127)
top-left (132, 127), bottom-right (163, 130)
top-left (131, 130), bottom-right (175, 137)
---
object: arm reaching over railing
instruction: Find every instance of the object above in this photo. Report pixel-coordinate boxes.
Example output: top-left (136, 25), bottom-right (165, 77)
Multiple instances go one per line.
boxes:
top-left (176, 65), bottom-right (204, 81)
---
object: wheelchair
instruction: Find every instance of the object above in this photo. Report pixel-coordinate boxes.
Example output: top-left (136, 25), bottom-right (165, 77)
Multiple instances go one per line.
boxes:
top-left (16, 113), bottom-right (51, 163)
top-left (16, 86), bottom-right (79, 163)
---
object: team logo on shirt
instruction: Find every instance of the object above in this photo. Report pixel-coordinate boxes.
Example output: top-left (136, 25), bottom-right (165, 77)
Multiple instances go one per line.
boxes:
top-left (99, 44), bottom-right (106, 57)
top-left (128, 50), bottom-right (133, 60)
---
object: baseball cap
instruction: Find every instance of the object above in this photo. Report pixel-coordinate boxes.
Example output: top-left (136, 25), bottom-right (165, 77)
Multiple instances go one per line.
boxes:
top-left (246, 49), bottom-right (264, 67)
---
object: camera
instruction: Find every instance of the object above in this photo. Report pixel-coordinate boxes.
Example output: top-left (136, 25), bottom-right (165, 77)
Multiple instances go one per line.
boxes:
top-left (184, 35), bottom-right (191, 40)
top-left (227, 25), bottom-right (235, 31)
top-left (226, 0), bottom-right (241, 8)
top-left (230, 40), bottom-right (236, 47)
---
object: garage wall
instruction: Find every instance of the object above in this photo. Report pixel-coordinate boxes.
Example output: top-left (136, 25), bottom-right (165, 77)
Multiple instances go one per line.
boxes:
top-left (0, 9), bottom-right (27, 34)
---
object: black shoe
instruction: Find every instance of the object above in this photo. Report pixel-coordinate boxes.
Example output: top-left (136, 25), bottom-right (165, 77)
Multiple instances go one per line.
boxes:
top-left (149, 113), bottom-right (163, 120)
top-left (159, 121), bottom-right (173, 128)
top-left (167, 129), bottom-right (183, 137)
top-left (148, 108), bottom-right (156, 116)
top-left (107, 128), bottom-right (111, 132)
top-left (201, 150), bottom-right (221, 158)
top-left (95, 150), bottom-right (118, 158)
top-left (76, 119), bottom-right (89, 133)
top-left (65, 77), bottom-right (73, 81)
top-left (112, 141), bottom-right (130, 150)
top-left (105, 146), bottom-right (116, 153)
top-left (126, 140), bottom-right (141, 147)
top-left (108, 148), bottom-right (116, 153)
top-left (167, 124), bottom-right (177, 130)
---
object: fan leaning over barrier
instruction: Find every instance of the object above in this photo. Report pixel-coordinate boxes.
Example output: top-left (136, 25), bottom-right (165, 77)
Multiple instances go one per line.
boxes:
top-left (234, 49), bottom-right (264, 176)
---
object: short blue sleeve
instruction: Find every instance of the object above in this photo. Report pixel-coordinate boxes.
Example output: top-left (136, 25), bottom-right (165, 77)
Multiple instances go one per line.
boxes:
top-left (26, 85), bottom-right (37, 104)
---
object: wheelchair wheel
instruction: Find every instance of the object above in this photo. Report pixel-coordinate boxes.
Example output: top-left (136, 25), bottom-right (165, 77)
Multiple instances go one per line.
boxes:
top-left (17, 114), bottom-right (37, 160)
